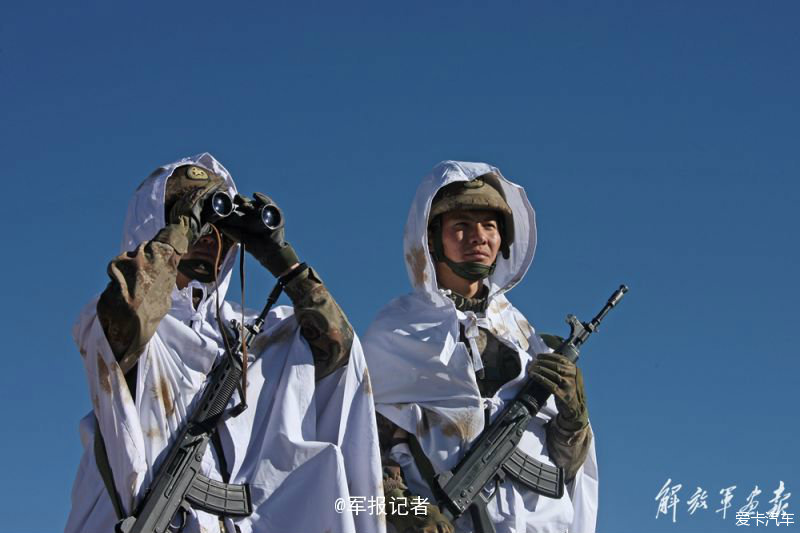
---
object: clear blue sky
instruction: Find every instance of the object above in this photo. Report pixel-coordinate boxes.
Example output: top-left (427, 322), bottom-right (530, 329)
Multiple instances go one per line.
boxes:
top-left (1, 2), bottom-right (797, 532)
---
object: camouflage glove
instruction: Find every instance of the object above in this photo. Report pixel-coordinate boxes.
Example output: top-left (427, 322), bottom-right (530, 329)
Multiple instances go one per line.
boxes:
top-left (527, 351), bottom-right (589, 432)
top-left (385, 488), bottom-right (454, 533)
top-left (217, 192), bottom-right (299, 277)
top-left (383, 463), bottom-right (453, 533)
top-left (160, 180), bottom-right (224, 251)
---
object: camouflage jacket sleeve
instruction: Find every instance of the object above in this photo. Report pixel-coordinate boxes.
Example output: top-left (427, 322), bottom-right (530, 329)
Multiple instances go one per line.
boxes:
top-left (545, 418), bottom-right (593, 483)
top-left (376, 413), bottom-right (408, 489)
top-left (96, 224), bottom-right (189, 375)
top-left (376, 413), bottom-right (414, 499)
top-left (282, 266), bottom-right (354, 381)
top-left (376, 414), bottom-right (456, 532)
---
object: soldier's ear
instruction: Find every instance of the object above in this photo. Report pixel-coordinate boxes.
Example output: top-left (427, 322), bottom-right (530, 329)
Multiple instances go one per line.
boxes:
top-left (498, 217), bottom-right (510, 259)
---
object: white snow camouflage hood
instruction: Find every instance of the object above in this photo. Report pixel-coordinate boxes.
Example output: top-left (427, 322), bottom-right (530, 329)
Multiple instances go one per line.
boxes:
top-left (403, 160), bottom-right (537, 307)
top-left (122, 152), bottom-right (240, 323)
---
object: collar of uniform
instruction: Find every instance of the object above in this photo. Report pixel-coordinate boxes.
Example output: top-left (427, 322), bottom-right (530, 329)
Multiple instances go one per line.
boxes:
top-left (446, 285), bottom-right (489, 313)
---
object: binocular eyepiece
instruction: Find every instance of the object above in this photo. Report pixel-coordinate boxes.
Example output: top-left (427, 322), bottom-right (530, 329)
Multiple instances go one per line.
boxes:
top-left (201, 190), bottom-right (283, 230)
top-left (204, 191), bottom-right (235, 221)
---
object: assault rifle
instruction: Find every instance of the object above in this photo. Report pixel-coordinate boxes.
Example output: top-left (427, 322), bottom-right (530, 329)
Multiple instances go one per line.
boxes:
top-left (417, 285), bottom-right (628, 533)
top-left (115, 283), bottom-right (284, 533)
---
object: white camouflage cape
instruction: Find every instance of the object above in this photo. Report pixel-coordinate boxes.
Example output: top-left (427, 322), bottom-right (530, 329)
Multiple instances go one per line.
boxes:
top-left (362, 161), bottom-right (598, 533)
top-left (65, 153), bottom-right (384, 533)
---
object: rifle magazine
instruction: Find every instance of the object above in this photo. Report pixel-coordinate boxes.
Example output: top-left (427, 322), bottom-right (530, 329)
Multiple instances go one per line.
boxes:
top-left (502, 448), bottom-right (564, 499)
top-left (185, 474), bottom-right (253, 517)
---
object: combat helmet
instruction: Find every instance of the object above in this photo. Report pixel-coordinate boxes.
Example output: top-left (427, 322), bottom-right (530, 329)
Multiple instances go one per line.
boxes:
top-left (429, 172), bottom-right (514, 281)
top-left (163, 164), bottom-right (225, 219)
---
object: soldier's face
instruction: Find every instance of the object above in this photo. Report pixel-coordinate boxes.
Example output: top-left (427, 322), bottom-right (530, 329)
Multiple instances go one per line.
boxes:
top-left (176, 229), bottom-right (235, 288)
top-left (440, 210), bottom-right (502, 265)
top-left (184, 231), bottom-right (232, 267)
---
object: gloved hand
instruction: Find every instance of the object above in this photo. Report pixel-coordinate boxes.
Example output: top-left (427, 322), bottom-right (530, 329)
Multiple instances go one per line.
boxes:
top-left (385, 488), bottom-right (455, 533)
top-left (217, 192), bottom-right (299, 277)
top-left (165, 180), bottom-right (224, 246)
top-left (527, 351), bottom-right (589, 431)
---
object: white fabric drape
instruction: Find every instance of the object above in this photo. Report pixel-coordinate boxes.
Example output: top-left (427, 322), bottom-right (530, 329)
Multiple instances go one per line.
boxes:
top-left (363, 161), bottom-right (598, 533)
top-left (65, 153), bottom-right (384, 533)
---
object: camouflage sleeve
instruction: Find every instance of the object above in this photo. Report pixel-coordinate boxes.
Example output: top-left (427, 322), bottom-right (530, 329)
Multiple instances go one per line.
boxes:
top-left (96, 225), bottom-right (189, 375)
top-left (375, 415), bottom-right (411, 508)
top-left (546, 419), bottom-right (593, 483)
top-left (376, 413), bottom-right (456, 533)
top-left (282, 266), bottom-right (354, 381)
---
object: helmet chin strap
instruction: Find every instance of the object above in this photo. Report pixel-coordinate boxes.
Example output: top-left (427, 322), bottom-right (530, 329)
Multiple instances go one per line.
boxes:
top-left (431, 218), bottom-right (496, 282)
top-left (444, 259), bottom-right (495, 281)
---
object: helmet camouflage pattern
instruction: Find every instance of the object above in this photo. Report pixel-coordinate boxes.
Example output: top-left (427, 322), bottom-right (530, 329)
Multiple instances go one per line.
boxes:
top-left (429, 172), bottom-right (514, 259)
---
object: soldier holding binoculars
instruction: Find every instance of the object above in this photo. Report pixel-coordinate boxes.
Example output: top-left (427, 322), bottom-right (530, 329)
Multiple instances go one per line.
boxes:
top-left (65, 154), bottom-right (382, 533)
top-left (100, 161), bottom-right (354, 387)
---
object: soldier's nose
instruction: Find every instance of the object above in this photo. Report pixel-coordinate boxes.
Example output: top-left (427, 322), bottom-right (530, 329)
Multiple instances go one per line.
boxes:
top-left (197, 234), bottom-right (218, 247)
top-left (470, 226), bottom-right (488, 243)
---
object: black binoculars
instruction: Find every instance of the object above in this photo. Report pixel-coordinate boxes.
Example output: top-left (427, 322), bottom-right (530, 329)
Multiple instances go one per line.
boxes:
top-left (201, 190), bottom-right (282, 230)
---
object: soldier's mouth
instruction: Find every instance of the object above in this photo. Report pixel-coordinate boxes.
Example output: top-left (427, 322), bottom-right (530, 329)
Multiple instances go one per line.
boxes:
top-left (190, 248), bottom-right (218, 263)
top-left (463, 250), bottom-right (490, 259)
top-left (189, 237), bottom-right (225, 261)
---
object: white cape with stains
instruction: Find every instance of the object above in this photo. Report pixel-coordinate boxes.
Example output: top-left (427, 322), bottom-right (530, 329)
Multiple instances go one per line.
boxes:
top-left (362, 161), bottom-right (598, 533)
top-left (65, 154), bottom-right (384, 533)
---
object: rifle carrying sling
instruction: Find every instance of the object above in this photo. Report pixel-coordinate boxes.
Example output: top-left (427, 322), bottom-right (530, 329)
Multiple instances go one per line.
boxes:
top-left (94, 417), bottom-right (126, 520)
top-left (407, 434), bottom-right (439, 497)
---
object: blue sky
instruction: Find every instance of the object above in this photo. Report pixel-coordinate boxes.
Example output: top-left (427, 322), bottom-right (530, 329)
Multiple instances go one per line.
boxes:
top-left (1, 2), bottom-right (797, 532)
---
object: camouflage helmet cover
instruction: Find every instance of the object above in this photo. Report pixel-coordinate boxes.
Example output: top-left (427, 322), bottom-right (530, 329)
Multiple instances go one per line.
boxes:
top-left (163, 164), bottom-right (226, 219)
top-left (429, 172), bottom-right (515, 257)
